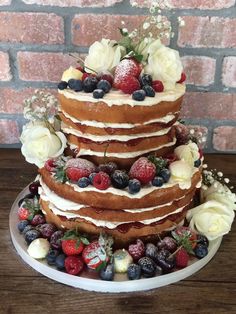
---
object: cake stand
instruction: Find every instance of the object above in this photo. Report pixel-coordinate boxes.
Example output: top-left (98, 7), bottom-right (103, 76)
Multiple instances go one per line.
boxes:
top-left (9, 186), bottom-right (222, 293)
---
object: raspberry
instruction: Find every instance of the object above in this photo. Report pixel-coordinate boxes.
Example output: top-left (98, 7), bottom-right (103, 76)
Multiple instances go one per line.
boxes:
top-left (128, 239), bottom-right (145, 261)
top-left (65, 158), bottom-right (96, 181)
top-left (93, 171), bottom-right (111, 190)
top-left (152, 80), bottom-right (164, 92)
top-left (119, 76), bottom-right (141, 94)
top-left (45, 158), bottom-right (57, 172)
top-left (177, 72), bottom-right (186, 83)
top-left (114, 58), bottom-right (142, 80)
top-left (129, 157), bottom-right (156, 185)
top-left (175, 248), bottom-right (189, 268)
top-left (97, 71), bottom-right (114, 85)
top-left (65, 256), bottom-right (84, 275)
top-left (175, 123), bottom-right (190, 145)
top-left (82, 72), bottom-right (89, 81)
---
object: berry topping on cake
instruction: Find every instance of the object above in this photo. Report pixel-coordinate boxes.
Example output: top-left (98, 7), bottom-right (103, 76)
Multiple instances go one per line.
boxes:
top-left (97, 79), bottom-right (112, 93)
top-left (97, 161), bottom-right (118, 175)
top-left (65, 256), bottom-right (84, 275)
top-left (177, 72), bottom-right (186, 83)
top-left (175, 248), bottom-right (189, 268)
top-left (119, 76), bottom-right (141, 94)
top-left (65, 158), bottom-right (96, 181)
top-left (97, 71), bottom-right (114, 85)
top-left (152, 80), bottom-right (164, 92)
top-left (129, 157), bottom-right (156, 185)
top-left (132, 89), bottom-right (146, 101)
top-left (128, 178), bottom-right (141, 194)
top-left (93, 89), bottom-right (105, 99)
top-left (83, 76), bottom-right (98, 93)
top-left (142, 85), bottom-right (155, 97)
top-left (58, 81), bottom-right (68, 90)
top-left (111, 170), bottom-right (129, 189)
top-left (68, 79), bottom-right (83, 92)
top-left (152, 176), bottom-right (164, 187)
top-left (114, 58), bottom-right (142, 82)
top-left (128, 239), bottom-right (145, 261)
top-left (139, 74), bottom-right (153, 87)
top-left (159, 168), bottom-right (171, 183)
top-left (93, 171), bottom-right (111, 190)
top-left (77, 177), bottom-right (90, 188)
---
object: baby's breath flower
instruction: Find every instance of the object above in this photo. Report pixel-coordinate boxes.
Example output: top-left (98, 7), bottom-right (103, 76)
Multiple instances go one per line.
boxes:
top-left (131, 1), bottom-right (138, 7)
top-left (143, 22), bottom-right (150, 30)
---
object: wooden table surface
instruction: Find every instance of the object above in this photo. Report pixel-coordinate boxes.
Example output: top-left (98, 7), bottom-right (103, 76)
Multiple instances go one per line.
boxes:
top-left (1, 149), bottom-right (236, 314)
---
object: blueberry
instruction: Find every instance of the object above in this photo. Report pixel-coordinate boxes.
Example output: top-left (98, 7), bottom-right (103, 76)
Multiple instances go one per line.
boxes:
top-left (138, 257), bottom-right (156, 278)
top-left (55, 253), bottom-right (66, 270)
top-left (46, 249), bottom-right (60, 265)
top-left (194, 244), bottom-right (208, 259)
top-left (111, 170), bottom-right (129, 189)
top-left (145, 243), bottom-right (158, 262)
top-left (68, 79), bottom-right (83, 92)
top-left (132, 90), bottom-right (146, 101)
top-left (152, 176), bottom-right (164, 187)
top-left (78, 177), bottom-right (90, 188)
top-left (97, 80), bottom-right (111, 93)
top-left (139, 74), bottom-right (153, 86)
top-left (197, 234), bottom-right (209, 247)
top-left (159, 168), bottom-right (171, 183)
top-left (128, 179), bottom-right (141, 194)
top-left (89, 172), bottom-right (97, 184)
top-left (100, 263), bottom-right (115, 281)
top-left (58, 81), bottom-right (68, 90)
top-left (127, 263), bottom-right (141, 280)
top-left (194, 159), bottom-right (201, 167)
top-left (17, 220), bottom-right (29, 233)
top-left (24, 229), bottom-right (41, 244)
top-left (93, 89), bottom-right (105, 99)
top-left (83, 76), bottom-right (98, 93)
top-left (142, 85), bottom-right (155, 97)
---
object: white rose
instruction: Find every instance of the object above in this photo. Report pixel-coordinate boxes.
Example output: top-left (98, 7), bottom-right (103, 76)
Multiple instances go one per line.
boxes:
top-left (169, 160), bottom-right (192, 182)
top-left (174, 142), bottom-right (200, 167)
top-left (187, 200), bottom-right (235, 240)
top-left (144, 42), bottom-right (183, 90)
top-left (201, 181), bottom-right (236, 211)
top-left (20, 121), bottom-right (67, 168)
top-left (84, 38), bottom-right (125, 74)
top-left (136, 38), bottom-right (162, 62)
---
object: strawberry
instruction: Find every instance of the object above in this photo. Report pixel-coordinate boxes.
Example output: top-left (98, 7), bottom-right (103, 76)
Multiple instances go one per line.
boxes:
top-left (65, 256), bottom-right (84, 275)
top-left (65, 158), bottom-right (96, 181)
top-left (175, 248), bottom-right (189, 268)
top-left (82, 241), bottom-right (108, 271)
top-left (129, 157), bottom-right (156, 185)
top-left (114, 58), bottom-right (142, 80)
top-left (18, 206), bottom-right (30, 220)
top-left (119, 76), bottom-right (141, 94)
top-left (93, 171), bottom-right (111, 190)
top-left (177, 72), bottom-right (186, 83)
top-left (61, 230), bottom-right (89, 256)
top-left (152, 80), bottom-right (164, 92)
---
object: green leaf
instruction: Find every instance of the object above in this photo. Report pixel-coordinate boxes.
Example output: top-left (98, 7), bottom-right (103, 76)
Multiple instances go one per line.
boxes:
top-left (119, 27), bottom-right (128, 37)
top-left (118, 36), bottom-right (132, 50)
top-left (80, 236), bottom-right (90, 245)
top-left (54, 166), bottom-right (68, 183)
top-left (148, 155), bottom-right (168, 174)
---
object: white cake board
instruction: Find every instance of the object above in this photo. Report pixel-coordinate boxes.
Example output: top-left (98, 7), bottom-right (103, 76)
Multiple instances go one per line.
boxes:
top-left (9, 186), bottom-right (222, 293)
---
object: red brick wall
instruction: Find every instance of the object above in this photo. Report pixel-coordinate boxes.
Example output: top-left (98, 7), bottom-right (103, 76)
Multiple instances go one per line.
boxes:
top-left (0, 0), bottom-right (235, 152)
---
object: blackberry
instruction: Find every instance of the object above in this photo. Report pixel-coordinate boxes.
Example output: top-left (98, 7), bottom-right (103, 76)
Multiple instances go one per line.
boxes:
top-left (145, 243), bottom-right (158, 262)
top-left (68, 79), bottom-right (83, 92)
top-left (142, 85), bottom-right (155, 97)
top-left (111, 170), bottom-right (129, 189)
top-left (132, 90), bottom-right (146, 101)
top-left (39, 223), bottom-right (57, 239)
top-left (138, 257), bottom-right (156, 278)
top-left (58, 81), bottom-right (68, 90)
top-left (31, 214), bottom-right (46, 226)
top-left (97, 80), bottom-right (111, 93)
top-left (83, 76), bottom-right (98, 93)
top-left (78, 177), bottom-right (90, 188)
top-left (93, 89), bottom-right (105, 99)
top-left (128, 179), bottom-right (141, 194)
top-left (139, 74), bottom-right (153, 86)
top-left (127, 263), bottom-right (141, 280)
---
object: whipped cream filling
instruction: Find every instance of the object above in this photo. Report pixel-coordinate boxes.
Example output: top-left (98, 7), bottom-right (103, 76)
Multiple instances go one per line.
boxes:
top-left (59, 84), bottom-right (185, 107)
top-left (39, 177), bottom-right (188, 213)
top-left (48, 202), bottom-right (187, 229)
top-left (69, 137), bottom-right (177, 159)
top-left (62, 124), bottom-right (172, 142)
top-left (61, 109), bottom-right (178, 129)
